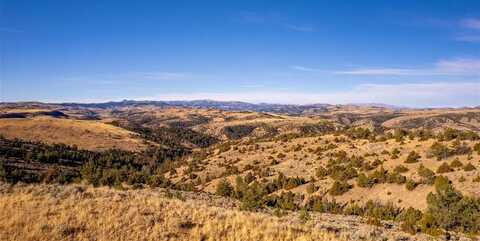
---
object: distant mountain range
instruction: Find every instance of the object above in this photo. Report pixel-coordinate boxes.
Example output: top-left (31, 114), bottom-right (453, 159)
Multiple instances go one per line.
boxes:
top-left (3, 100), bottom-right (475, 115)
top-left (51, 99), bottom-right (403, 115)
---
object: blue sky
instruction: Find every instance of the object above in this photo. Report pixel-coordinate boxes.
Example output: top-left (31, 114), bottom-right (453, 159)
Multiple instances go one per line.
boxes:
top-left (1, 0), bottom-right (479, 107)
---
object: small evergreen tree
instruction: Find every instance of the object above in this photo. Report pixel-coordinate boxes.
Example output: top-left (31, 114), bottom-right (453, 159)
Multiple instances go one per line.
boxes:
top-left (216, 178), bottom-right (234, 197)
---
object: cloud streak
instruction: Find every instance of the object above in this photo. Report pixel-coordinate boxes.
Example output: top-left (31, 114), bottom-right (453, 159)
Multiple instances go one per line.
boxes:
top-left (461, 18), bottom-right (480, 30)
top-left (455, 18), bottom-right (480, 42)
top-left (290, 65), bottom-right (323, 72)
top-left (333, 58), bottom-right (480, 76)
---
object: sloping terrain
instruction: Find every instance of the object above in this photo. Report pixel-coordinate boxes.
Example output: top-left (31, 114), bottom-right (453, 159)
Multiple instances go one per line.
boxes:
top-left (172, 134), bottom-right (479, 211)
top-left (0, 117), bottom-right (150, 151)
top-left (382, 110), bottom-right (480, 132)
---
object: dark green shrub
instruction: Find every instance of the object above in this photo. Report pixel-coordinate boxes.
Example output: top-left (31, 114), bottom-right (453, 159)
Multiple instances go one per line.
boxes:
top-left (418, 213), bottom-right (442, 236)
top-left (148, 174), bottom-right (170, 188)
top-left (393, 165), bottom-right (409, 173)
top-left (387, 172), bottom-right (407, 184)
top-left (234, 176), bottom-right (248, 199)
top-left (269, 172), bottom-right (306, 191)
top-left (328, 164), bottom-right (358, 181)
top-left (216, 178), bottom-right (234, 197)
top-left (345, 127), bottom-right (374, 140)
top-left (417, 164), bottom-right (436, 185)
top-left (126, 171), bottom-right (148, 186)
top-left (299, 209), bottom-right (311, 223)
top-left (449, 158), bottom-right (463, 168)
top-left (463, 163), bottom-right (476, 171)
top-left (369, 166), bottom-right (388, 183)
top-left (436, 162), bottom-right (453, 174)
top-left (99, 168), bottom-right (122, 187)
top-left (223, 125), bottom-right (257, 139)
top-left (450, 140), bottom-right (472, 156)
top-left (328, 181), bottom-right (352, 196)
top-left (363, 200), bottom-right (401, 221)
top-left (390, 148), bottom-right (400, 159)
top-left (405, 151), bottom-right (421, 163)
top-left (423, 176), bottom-right (480, 234)
top-left (405, 179), bottom-right (417, 191)
top-left (356, 173), bottom-right (374, 188)
top-left (343, 203), bottom-right (364, 216)
top-left (80, 161), bottom-right (102, 186)
top-left (265, 191), bottom-right (297, 210)
top-left (429, 142), bottom-right (452, 160)
top-left (397, 207), bottom-right (423, 234)
top-left (240, 181), bottom-right (267, 210)
top-left (437, 128), bottom-right (479, 141)
top-left (307, 196), bottom-right (344, 214)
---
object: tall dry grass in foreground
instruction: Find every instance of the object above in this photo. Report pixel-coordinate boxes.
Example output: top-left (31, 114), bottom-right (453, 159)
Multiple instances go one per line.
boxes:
top-left (0, 184), bottom-right (347, 241)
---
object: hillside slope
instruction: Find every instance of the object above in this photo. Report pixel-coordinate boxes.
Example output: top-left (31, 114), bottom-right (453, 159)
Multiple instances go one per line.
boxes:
top-left (0, 117), bottom-right (150, 151)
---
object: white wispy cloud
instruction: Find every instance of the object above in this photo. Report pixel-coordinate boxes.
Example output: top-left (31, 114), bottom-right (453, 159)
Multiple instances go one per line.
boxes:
top-left (333, 58), bottom-right (480, 76)
top-left (436, 58), bottom-right (480, 73)
top-left (334, 68), bottom-right (424, 76)
top-left (455, 18), bottom-right (480, 42)
top-left (137, 82), bottom-right (480, 108)
top-left (461, 18), bottom-right (480, 30)
top-left (290, 65), bottom-right (322, 72)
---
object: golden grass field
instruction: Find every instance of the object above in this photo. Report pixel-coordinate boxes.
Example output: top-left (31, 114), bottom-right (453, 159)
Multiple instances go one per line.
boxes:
top-left (0, 183), bottom-right (353, 241)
